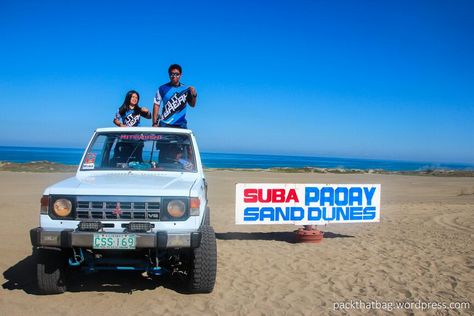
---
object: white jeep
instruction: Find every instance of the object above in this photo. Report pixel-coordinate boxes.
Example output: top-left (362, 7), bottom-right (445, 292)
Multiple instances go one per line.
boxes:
top-left (30, 127), bottom-right (216, 294)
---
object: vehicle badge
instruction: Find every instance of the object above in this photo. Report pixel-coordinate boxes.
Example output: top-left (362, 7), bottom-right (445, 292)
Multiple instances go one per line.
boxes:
top-left (113, 202), bottom-right (122, 216)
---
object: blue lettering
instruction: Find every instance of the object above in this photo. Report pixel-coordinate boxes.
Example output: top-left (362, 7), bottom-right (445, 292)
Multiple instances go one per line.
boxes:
top-left (350, 207), bottom-right (363, 220)
top-left (305, 187), bottom-right (319, 206)
top-left (320, 187), bottom-right (334, 206)
top-left (364, 187), bottom-right (376, 205)
top-left (308, 207), bottom-right (321, 220)
top-left (243, 200), bottom-right (377, 223)
top-left (321, 207), bottom-right (335, 221)
top-left (290, 207), bottom-right (305, 221)
top-left (349, 188), bottom-right (363, 206)
top-left (363, 206), bottom-right (376, 220)
top-left (244, 207), bottom-right (259, 221)
top-left (260, 207), bottom-right (275, 221)
top-left (335, 187), bottom-right (349, 206)
top-left (275, 207), bottom-right (289, 221)
top-left (333, 206), bottom-right (350, 220)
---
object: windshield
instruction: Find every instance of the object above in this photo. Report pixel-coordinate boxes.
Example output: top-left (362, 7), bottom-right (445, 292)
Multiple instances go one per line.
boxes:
top-left (80, 132), bottom-right (196, 172)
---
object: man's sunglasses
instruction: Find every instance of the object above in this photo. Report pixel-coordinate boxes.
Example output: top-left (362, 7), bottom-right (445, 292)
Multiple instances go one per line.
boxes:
top-left (169, 72), bottom-right (181, 77)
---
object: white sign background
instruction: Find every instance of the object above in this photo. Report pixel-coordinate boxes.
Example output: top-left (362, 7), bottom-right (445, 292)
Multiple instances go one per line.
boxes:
top-left (236, 183), bottom-right (381, 225)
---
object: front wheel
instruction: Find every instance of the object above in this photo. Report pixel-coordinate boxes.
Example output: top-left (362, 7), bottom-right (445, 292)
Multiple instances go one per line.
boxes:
top-left (36, 248), bottom-right (67, 294)
top-left (186, 225), bottom-right (217, 293)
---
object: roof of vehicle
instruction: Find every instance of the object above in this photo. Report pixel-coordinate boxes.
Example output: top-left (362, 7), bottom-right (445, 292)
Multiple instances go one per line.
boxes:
top-left (95, 127), bottom-right (193, 135)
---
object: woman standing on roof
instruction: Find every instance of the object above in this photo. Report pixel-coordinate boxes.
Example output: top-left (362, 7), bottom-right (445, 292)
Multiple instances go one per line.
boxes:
top-left (113, 90), bottom-right (151, 127)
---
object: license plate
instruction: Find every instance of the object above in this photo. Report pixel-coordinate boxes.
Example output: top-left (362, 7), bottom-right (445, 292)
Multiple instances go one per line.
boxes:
top-left (93, 234), bottom-right (136, 249)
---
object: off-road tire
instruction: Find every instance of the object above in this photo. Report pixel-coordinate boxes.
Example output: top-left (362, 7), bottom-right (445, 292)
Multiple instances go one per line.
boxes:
top-left (187, 225), bottom-right (217, 293)
top-left (36, 248), bottom-right (67, 294)
top-left (204, 207), bottom-right (211, 225)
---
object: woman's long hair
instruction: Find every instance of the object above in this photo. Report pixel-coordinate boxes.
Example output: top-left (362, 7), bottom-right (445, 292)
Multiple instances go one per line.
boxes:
top-left (118, 90), bottom-right (141, 116)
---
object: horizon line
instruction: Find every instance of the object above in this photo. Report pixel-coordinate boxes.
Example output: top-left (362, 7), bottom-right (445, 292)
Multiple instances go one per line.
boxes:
top-left (1, 144), bottom-right (473, 166)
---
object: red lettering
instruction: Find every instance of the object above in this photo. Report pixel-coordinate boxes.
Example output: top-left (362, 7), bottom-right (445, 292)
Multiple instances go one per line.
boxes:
top-left (243, 189), bottom-right (257, 203)
top-left (286, 189), bottom-right (299, 203)
top-left (258, 189), bottom-right (272, 202)
top-left (273, 189), bottom-right (285, 202)
top-left (243, 188), bottom-right (300, 203)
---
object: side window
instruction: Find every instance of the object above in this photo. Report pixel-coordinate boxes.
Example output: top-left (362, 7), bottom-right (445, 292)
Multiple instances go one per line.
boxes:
top-left (182, 144), bottom-right (196, 168)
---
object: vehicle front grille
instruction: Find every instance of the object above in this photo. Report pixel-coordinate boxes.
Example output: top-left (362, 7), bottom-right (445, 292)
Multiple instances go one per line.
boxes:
top-left (76, 199), bottom-right (160, 221)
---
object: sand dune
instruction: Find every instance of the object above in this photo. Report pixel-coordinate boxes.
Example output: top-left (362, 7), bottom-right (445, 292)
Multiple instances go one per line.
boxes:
top-left (1, 170), bottom-right (473, 315)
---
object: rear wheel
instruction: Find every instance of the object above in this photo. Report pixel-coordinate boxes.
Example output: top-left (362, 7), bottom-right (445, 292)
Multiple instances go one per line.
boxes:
top-left (186, 225), bottom-right (217, 293)
top-left (204, 207), bottom-right (211, 225)
top-left (36, 248), bottom-right (67, 294)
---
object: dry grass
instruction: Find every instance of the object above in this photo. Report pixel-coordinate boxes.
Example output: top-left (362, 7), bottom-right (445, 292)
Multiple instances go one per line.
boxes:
top-left (0, 161), bottom-right (76, 172)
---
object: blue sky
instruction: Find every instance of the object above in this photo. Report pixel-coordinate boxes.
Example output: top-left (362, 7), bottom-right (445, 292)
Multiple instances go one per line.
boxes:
top-left (0, 0), bottom-right (473, 163)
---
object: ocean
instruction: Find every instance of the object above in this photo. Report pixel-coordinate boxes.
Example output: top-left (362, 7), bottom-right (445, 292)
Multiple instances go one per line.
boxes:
top-left (0, 146), bottom-right (473, 171)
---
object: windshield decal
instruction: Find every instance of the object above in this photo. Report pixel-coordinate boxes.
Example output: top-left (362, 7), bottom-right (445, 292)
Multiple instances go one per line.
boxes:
top-left (82, 163), bottom-right (95, 169)
top-left (120, 134), bottom-right (163, 141)
top-left (82, 152), bottom-right (96, 169)
top-left (85, 152), bottom-right (96, 164)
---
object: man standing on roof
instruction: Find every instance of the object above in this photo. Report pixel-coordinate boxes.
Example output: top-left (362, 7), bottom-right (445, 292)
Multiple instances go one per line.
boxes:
top-left (152, 64), bottom-right (197, 129)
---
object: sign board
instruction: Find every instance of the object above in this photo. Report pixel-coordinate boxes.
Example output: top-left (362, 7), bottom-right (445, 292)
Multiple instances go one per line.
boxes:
top-left (235, 183), bottom-right (381, 225)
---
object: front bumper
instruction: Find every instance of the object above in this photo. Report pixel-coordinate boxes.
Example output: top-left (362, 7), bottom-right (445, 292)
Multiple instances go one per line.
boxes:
top-left (30, 227), bottom-right (201, 249)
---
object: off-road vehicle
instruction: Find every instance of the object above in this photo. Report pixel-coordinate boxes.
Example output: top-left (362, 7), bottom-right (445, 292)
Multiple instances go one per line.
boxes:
top-left (30, 127), bottom-right (216, 294)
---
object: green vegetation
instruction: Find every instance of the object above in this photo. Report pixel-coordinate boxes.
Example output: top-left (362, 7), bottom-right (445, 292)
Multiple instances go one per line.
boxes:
top-left (0, 161), bottom-right (76, 173)
top-left (1, 161), bottom-right (473, 176)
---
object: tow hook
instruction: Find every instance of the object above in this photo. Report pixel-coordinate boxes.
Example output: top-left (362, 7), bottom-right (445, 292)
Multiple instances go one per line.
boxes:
top-left (68, 247), bottom-right (85, 266)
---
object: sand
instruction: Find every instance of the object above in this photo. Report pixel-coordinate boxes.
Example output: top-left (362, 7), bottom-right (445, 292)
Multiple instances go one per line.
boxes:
top-left (0, 170), bottom-right (473, 315)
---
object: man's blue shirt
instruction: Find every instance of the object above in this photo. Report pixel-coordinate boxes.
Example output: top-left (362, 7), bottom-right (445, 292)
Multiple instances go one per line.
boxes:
top-left (154, 83), bottom-right (190, 128)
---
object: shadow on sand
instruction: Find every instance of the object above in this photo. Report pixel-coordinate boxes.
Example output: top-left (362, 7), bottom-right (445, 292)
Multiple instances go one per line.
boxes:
top-left (2, 252), bottom-right (191, 295)
top-left (215, 231), bottom-right (354, 244)
top-left (2, 254), bottom-right (37, 294)
top-left (3, 231), bottom-right (354, 294)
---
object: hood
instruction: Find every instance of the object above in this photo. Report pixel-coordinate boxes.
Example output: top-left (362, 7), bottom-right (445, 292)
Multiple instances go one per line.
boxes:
top-left (45, 172), bottom-right (199, 197)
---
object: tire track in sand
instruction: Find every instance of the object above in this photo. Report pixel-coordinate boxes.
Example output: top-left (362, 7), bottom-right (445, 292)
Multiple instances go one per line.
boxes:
top-left (432, 211), bottom-right (473, 234)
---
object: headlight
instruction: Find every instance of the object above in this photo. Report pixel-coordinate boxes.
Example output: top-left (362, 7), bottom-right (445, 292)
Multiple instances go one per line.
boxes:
top-left (53, 198), bottom-right (72, 217)
top-left (161, 198), bottom-right (189, 221)
top-left (167, 200), bottom-right (186, 218)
